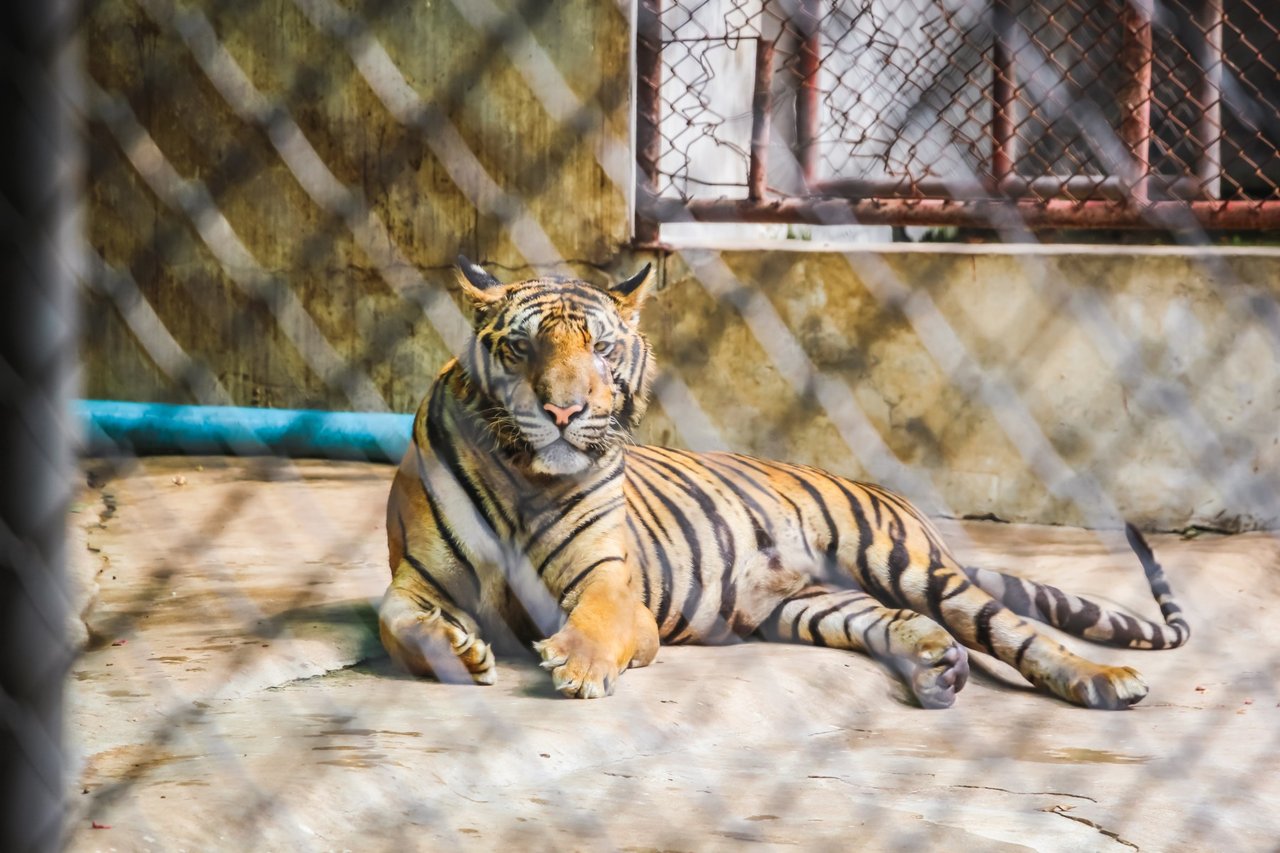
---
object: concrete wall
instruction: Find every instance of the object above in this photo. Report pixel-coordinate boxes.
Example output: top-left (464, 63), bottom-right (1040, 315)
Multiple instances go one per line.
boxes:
top-left (84, 0), bottom-right (632, 409)
top-left (639, 245), bottom-right (1280, 531)
top-left (82, 1), bottom-right (1280, 531)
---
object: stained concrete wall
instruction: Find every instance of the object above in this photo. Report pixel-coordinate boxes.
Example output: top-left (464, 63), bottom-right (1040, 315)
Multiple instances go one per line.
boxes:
top-left (84, 0), bottom-right (632, 409)
top-left (82, 1), bottom-right (1280, 531)
top-left (638, 245), bottom-right (1280, 531)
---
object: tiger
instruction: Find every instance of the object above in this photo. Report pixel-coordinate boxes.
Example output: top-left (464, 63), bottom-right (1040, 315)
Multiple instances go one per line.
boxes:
top-left (379, 256), bottom-right (1189, 709)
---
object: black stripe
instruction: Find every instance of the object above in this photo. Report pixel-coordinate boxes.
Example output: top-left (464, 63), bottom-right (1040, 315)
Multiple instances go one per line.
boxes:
top-left (921, 540), bottom-right (950, 625)
top-left (624, 466), bottom-right (677, 629)
top-left (841, 605), bottom-right (881, 646)
top-left (869, 609), bottom-right (902, 657)
top-left (490, 307), bottom-right (508, 332)
top-left (698, 454), bottom-right (778, 517)
top-left (523, 465), bottom-right (622, 554)
top-left (627, 462), bottom-right (705, 637)
top-left (534, 496), bottom-right (624, 578)
top-left (860, 481), bottom-right (931, 528)
top-left (395, 511), bottom-right (458, 607)
top-left (974, 600), bottom-right (1001, 656)
top-left (638, 449), bottom-right (738, 626)
top-left (723, 455), bottom-right (816, 561)
top-left (1000, 571), bottom-right (1034, 615)
top-left (625, 515), bottom-right (653, 608)
top-left (1014, 635), bottom-right (1035, 669)
top-left (425, 383), bottom-right (515, 536)
top-left (623, 453), bottom-right (675, 538)
top-left (558, 556), bottom-right (625, 606)
top-left (939, 577), bottom-right (971, 601)
top-left (667, 611), bottom-right (693, 644)
top-left (625, 345), bottom-right (650, 428)
top-left (1058, 588), bottom-right (1102, 635)
top-left (676, 450), bottom-right (778, 543)
top-left (787, 602), bottom-right (809, 640)
top-left (413, 449), bottom-right (483, 597)
top-left (737, 456), bottom-right (840, 577)
top-left (788, 587), bottom-right (834, 603)
top-left (1033, 586), bottom-right (1053, 624)
top-left (719, 567), bottom-right (738, 629)
top-left (812, 473), bottom-right (888, 604)
top-left (804, 594), bottom-right (867, 646)
top-left (883, 509), bottom-right (910, 607)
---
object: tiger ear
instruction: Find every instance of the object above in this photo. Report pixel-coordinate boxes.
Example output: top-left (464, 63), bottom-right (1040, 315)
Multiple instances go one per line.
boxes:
top-left (609, 263), bottom-right (654, 324)
top-left (454, 254), bottom-right (505, 306)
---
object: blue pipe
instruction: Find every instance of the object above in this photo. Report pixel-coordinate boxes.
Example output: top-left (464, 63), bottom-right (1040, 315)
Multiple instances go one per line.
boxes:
top-left (78, 400), bottom-right (413, 463)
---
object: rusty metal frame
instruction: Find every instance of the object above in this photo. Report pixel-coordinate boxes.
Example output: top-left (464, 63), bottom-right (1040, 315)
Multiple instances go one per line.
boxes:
top-left (635, 0), bottom-right (663, 244)
top-left (748, 37), bottom-right (777, 202)
top-left (1193, 0), bottom-right (1224, 199)
top-left (635, 0), bottom-right (1280, 237)
top-left (645, 195), bottom-right (1279, 229)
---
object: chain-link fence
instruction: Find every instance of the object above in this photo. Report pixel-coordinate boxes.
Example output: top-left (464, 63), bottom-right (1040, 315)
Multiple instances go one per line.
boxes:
top-left (3, 0), bottom-right (1280, 850)
top-left (639, 0), bottom-right (1280, 231)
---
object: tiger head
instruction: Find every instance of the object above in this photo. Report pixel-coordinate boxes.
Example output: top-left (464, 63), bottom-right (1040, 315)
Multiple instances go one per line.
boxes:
top-left (454, 256), bottom-right (655, 478)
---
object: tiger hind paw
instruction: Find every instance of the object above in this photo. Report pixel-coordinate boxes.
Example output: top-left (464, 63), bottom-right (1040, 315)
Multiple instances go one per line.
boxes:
top-left (1063, 665), bottom-right (1148, 710)
top-left (885, 641), bottom-right (970, 710)
top-left (882, 616), bottom-right (970, 709)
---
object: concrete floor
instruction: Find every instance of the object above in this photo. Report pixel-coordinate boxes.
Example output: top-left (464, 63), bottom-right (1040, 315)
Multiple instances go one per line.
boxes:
top-left (65, 458), bottom-right (1280, 852)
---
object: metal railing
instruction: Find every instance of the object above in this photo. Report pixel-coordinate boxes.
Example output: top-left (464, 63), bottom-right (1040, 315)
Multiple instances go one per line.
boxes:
top-left (636, 0), bottom-right (1280, 234)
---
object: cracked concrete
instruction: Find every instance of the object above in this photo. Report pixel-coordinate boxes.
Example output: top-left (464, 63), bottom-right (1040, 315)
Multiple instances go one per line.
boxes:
top-left (65, 458), bottom-right (1280, 851)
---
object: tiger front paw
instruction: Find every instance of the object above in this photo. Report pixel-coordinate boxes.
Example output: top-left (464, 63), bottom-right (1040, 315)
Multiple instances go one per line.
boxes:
top-left (534, 626), bottom-right (621, 699)
top-left (380, 603), bottom-right (496, 686)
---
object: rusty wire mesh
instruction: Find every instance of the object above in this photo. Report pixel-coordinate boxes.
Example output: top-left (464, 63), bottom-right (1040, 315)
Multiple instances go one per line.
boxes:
top-left (2, 0), bottom-right (1277, 850)
top-left (640, 0), bottom-right (1280, 229)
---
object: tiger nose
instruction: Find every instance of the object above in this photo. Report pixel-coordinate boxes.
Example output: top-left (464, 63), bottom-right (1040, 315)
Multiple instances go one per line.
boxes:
top-left (543, 401), bottom-right (585, 427)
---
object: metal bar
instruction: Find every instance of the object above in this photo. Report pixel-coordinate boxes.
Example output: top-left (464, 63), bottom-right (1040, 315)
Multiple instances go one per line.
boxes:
top-left (811, 174), bottom-right (1205, 200)
top-left (651, 197), bottom-right (1280, 229)
top-left (1194, 0), bottom-right (1224, 199)
top-left (1118, 0), bottom-right (1154, 203)
top-left (0, 0), bottom-right (79, 850)
top-left (795, 0), bottom-right (822, 187)
top-left (635, 0), bottom-right (663, 244)
top-left (748, 38), bottom-right (776, 202)
top-left (990, 0), bottom-right (1018, 183)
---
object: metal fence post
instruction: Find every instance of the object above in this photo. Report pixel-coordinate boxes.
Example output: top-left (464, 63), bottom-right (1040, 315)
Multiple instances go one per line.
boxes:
top-left (1119, 0), bottom-right (1155, 204)
top-left (636, 0), bottom-right (664, 244)
top-left (0, 0), bottom-right (80, 850)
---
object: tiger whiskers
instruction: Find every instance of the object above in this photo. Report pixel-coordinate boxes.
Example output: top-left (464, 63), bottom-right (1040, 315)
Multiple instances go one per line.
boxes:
top-left (475, 406), bottom-right (528, 453)
top-left (607, 417), bottom-right (636, 447)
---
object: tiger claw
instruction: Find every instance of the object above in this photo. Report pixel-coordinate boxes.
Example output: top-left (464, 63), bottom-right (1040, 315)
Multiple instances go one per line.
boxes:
top-left (534, 629), bottom-right (620, 699)
top-left (533, 639), bottom-right (567, 670)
